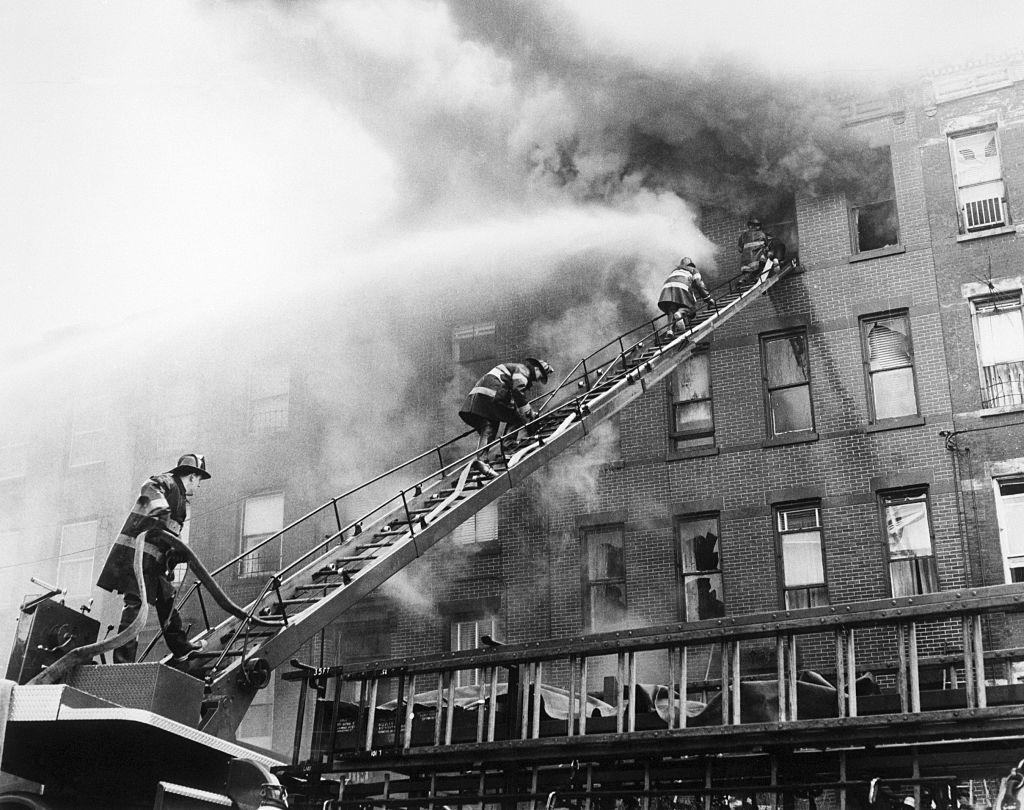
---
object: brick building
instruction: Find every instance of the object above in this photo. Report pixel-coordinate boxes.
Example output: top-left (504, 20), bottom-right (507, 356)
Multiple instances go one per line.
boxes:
top-left (2, 53), bottom-right (1024, 760)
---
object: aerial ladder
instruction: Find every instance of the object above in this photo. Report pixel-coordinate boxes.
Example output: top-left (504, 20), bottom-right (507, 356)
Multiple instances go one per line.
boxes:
top-left (0, 259), bottom-right (797, 808)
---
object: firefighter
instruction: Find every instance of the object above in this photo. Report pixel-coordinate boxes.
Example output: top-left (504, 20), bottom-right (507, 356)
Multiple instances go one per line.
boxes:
top-left (737, 217), bottom-right (784, 283)
top-left (459, 358), bottom-right (554, 478)
top-left (658, 257), bottom-right (715, 337)
top-left (96, 453), bottom-right (210, 665)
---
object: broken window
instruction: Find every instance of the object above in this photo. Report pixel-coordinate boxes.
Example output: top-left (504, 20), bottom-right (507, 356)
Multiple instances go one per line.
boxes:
top-left (996, 478), bottom-right (1024, 584)
top-left (669, 349), bottom-right (714, 451)
top-left (240, 492), bottom-right (284, 578)
top-left (676, 514), bottom-right (725, 621)
top-left (849, 146), bottom-right (900, 253)
top-left (972, 292), bottom-right (1024, 408)
top-left (861, 311), bottom-right (918, 420)
top-left (776, 504), bottom-right (828, 609)
top-left (881, 489), bottom-right (937, 597)
top-left (762, 331), bottom-right (813, 437)
top-left (950, 128), bottom-right (1008, 233)
top-left (582, 524), bottom-right (627, 632)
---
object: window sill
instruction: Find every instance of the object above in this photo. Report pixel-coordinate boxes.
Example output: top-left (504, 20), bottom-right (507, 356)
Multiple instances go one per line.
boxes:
top-left (864, 415), bottom-right (925, 433)
top-left (667, 446), bottom-right (720, 461)
top-left (762, 431), bottom-right (819, 448)
top-left (848, 244), bottom-right (906, 263)
top-left (956, 225), bottom-right (1016, 243)
top-left (979, 403), bottom-right (1024, 418)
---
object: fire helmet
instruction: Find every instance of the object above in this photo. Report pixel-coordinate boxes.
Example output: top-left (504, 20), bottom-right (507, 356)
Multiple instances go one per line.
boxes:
top-left (170, 453), bottom-right (211, 480)
top-left (747, 217), bottom-right (762, 228)
top-left (678, 257), bottom-right (696, 269)
top-left (525, 358), bottom-right (554, 384)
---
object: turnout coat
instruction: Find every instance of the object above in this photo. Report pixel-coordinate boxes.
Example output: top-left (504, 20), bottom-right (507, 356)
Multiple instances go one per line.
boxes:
top-left (459, 362), bottom-right (535, 430)
top-left (96, 473), bottom-right (188, 605)
top-left (658, 264), bottom-right (711, 316)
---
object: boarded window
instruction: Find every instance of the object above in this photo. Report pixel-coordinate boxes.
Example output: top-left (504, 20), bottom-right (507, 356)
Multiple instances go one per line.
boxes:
top-left (676, 514), bottom-right (725, 621)
top-left (862, 312), bottom-right (918, 420)
top-left (762, 332), bottom-right (813, 437)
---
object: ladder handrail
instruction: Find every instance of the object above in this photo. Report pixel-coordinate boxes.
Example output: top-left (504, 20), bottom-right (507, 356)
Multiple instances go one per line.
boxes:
top-left (146, 263), bottom-right (785, 662)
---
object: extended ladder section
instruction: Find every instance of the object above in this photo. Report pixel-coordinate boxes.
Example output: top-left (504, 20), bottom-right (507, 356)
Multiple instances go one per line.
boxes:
top-left (151, 261), bottom-right (799, 733)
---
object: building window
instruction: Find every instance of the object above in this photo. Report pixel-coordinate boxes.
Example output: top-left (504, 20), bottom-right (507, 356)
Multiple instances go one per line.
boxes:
top-left (240, 493), bottom-right (284, 578)
top-left (776, 504), bottom-right (827, 609)
top-left (69, 399), bottom-right (106, 467)
top-left (582, 524), bottom-right (627, 632)
top-left (236, 677), bottom-right (275, 750)
top-left (849, 146), bottom-right (900, 253)
top-left (973, 292), bottom-right (1024, 408)
top-left (669, 350), bottom-right (714, 451)
top-left (765, 204), bottom-right (798, 265)
top-left (453, 322), bottom-right (497, 379)
top-left (676, 514), bottom-right (724, 621)
top-left (248, 364), bottom-right (290, 436)
top-left (996, 478), bottom-right (1024, 583)
top-left (450, 615), bottom-right (504, 688)
top-left (861, 311), bottom-right (918, 420)
top-left (58, 520), bottom-right (98, 605)
top-left (761, 331), bottom-right (813, 437)
top-left (950, 128), bottom-right (1008, 234)
top-left (452, 501), bottom-right (498, 545)
top-left (882, 489), bottom-right (937, 597)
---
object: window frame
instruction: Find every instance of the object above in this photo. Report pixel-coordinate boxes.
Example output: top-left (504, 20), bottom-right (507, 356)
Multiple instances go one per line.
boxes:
top-left (68, 398), bottom-right (107, 468)
top-left (581, 523), bottom-right (627, 633)
top-left (848, 145), bottom-right (901, 255)
top-left (674, 513), bottom-right (725, 622)
top-left (970, 291), bottom-right (1024, 409)
top-left (879, 488), bottom-right (938, 597)
top-left (239, 491), bottom-right (285, 579)
top-left (451, 501), bottom-right (499, 546)
top-left (449, 614), bottom-right (504, 688)
top-left (995, 477), bottom-right (1024, 584)
top-left (774, 502), bottom-right (829, 610)
top-left (668, 348), bottom-right (715, 453)
top-left (248, 363), bottom-right (290, 436)
top-left (760, 329), bottom-right (815, 439)
top-left (860, 310), bottom-right (919, 422)
top-left (949, 126), bottom-right (1009, 235)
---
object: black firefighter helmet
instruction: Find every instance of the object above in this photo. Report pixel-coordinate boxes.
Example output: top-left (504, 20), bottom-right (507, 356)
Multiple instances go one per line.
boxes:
top-left (524, 358), bottom-right (554, 384)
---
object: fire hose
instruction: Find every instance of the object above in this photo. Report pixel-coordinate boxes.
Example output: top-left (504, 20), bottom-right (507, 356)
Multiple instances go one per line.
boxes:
top-left (28, 528), bottom-right (284, 685)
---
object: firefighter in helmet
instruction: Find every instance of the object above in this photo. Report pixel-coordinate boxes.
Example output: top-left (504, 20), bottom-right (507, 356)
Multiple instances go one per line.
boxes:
top-left (658, 257), bottom-right (715, 337)
top-left (459, 358), bottom-right (554, 479)
top-left (738, 216), bottom-right (784, 283)
top-left (96, 453), bottom-right (210, 664)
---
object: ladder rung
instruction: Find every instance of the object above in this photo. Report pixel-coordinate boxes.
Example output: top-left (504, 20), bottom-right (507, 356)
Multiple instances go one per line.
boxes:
top-left (192, 649), bottom-right (245, 659)
top-left (357, 542), bottom-right (393, 550)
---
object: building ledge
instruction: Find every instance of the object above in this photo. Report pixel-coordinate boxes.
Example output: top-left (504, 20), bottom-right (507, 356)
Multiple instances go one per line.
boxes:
top-left (956, 225), bottom-right (1016, 243)
top-left (667, 446), bottom-right (719, 462)
top-left (762, 431), bottom-right (819, 449)
top-left (848, 244), bottom-right (906, 263)
top-left (864, 415), bottom-right (926, 433)
top-left (979, 403), bottom-right (1024, 418)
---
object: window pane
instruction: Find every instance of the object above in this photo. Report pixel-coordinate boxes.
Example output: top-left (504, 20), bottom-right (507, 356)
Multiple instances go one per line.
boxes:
top-left (674, 353), bottom-right (711, 401)
top-left (873, 367), bottom-right (917, 419)
top-left (677, 517), bottom-right (720, 573)
top-left (953, 131), bottom-right (1002, 186)
top-left (782, 531), bottom-right (824, 586)
top-left (977, 307), bottom-right (1024, 366)
top-left (674, 401), bottom-right (713, 435)
top-left (684, 574), bottom-right (725, 620)
top-left (998, 486), bottom-right (1024, 561)
top-left (885, 500), bottom-right (931, 558)
top-left (866, 318), bottom-right (911, 371)
top-left (770, 387), bottom-right (813, 434)
top-left (785, 586), bottom-right (828, 610)
top-left (890, 558), bottom-right (937, 597)
top-left (765, 336), bottom-right (808, 386)
top-left (585, 526), bottom-right (624, 580)
top-left (590, 583), bottom-right (627, 631)
top-left (244, 494), bottom-right (284, 536)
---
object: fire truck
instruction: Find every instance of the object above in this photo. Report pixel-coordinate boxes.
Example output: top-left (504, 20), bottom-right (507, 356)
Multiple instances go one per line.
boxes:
top-left (17, 261), bottom-right (1024, 810)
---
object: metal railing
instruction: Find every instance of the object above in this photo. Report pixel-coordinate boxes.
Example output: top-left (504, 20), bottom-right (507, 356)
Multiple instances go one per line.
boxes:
top-left (141, 264), bottom-right (779, 662)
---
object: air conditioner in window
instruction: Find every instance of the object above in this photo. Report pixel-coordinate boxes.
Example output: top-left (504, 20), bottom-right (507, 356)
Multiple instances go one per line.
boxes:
top-left (964, 195), bottom-right (1006, 231)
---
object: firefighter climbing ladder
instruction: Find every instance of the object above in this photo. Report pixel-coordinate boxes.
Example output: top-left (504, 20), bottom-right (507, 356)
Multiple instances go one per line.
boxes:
top-left (143, 260), bottom-right (799, 734)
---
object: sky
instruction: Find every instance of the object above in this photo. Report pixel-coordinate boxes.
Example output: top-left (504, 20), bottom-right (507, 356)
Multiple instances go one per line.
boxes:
top-left (0, 0), bottom-right (1021, 362)
top-left (0, 0), bottom-right (1023, 648)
